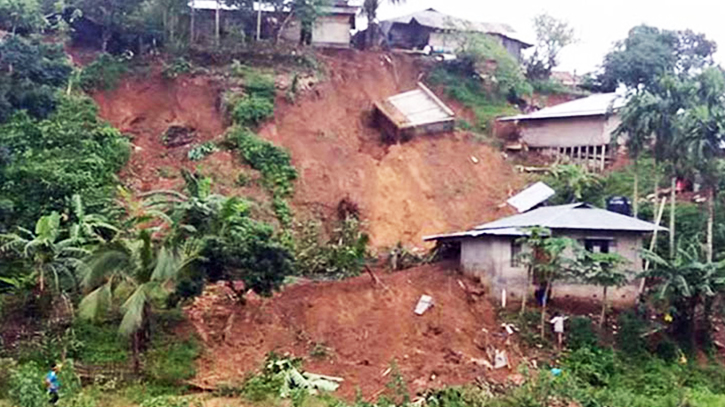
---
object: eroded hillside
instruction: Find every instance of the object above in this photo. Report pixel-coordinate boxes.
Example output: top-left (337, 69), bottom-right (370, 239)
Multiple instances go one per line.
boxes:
top-left (91, 50), bottom-right (523, 248)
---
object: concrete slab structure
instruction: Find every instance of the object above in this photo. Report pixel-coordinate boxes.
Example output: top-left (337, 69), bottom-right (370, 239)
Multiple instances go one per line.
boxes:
top-left (374, 83), bottom-right (455, 142)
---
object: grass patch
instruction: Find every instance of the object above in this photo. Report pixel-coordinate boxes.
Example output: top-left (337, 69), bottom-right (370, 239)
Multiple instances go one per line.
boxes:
top-left (79, 53), bottom-right (128, 91)
top-left (428, 66), bottom-right (517, 133)
top-left (226, 126), bottom-right (297, 199)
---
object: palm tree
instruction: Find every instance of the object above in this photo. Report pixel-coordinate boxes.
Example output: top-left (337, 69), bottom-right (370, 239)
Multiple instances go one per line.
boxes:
top-left (684, 68), bottom-right (725, 263)
top-left (0, 212), bottom-right (89, 294)
top-left (363, 0), bottom-right (404, 48)
top-left (615, 91), bottom-right (658, 218)
top-left (78, 229), bottom-right (201, 372)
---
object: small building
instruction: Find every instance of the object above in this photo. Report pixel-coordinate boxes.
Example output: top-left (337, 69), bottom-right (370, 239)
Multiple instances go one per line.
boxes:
top-left (379, 8), bottom-right (532, 61)
top-left (373, 83), bottom-right (455, 142)
top-left (498, 93), bottom-right (626, 170)
top-left (190, 0), bottom-right (358, 48)
top-left (424, 203), bottom-right (665, 306)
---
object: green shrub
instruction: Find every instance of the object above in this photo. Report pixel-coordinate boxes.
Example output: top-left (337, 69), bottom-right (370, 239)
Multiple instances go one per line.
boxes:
top-left (0, 358), bottom-right (17, 397)
top-left (79, 54), bottom-right (128, 91)
top-left (616, 311), bottom-right (647, 357)
top-left (231, 95), bottom-right (275, 127)
top-left (244, 71), bottom-right (276, 100)
top-left (226, 127), bottom-right (296, 197)
top-left (564, 346), bottom-right (617, 386)
top-left (8, 362), bottom-right (45, 407)
top-left (0, 94), bottom-right (130, 229)
top-left (294, 217), bottom-right (370, 278)
top-left (568, 316), bottom-right (598, 350)
top-left (162, 58), bottom-right (192, 80)
top-left (187, 141), bottom-right (218, 161)
top-left (654, 338), bottom-right (679, 362)
top-left (0, 36), bottom-right (72, 122)
top-left (139, 395), bottom-right (193, 407)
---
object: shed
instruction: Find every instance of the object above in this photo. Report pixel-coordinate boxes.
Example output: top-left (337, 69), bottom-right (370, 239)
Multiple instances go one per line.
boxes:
top-left (373, 83), bottom-right (455, 142)
top-left (424, 203), bottom-right (665, 306)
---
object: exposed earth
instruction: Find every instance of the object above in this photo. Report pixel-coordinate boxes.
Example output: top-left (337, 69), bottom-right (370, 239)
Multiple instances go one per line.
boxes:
top-left (90, 50), bottom-right (523, 249)
top-left (185, 263), bottom-right (525, 400)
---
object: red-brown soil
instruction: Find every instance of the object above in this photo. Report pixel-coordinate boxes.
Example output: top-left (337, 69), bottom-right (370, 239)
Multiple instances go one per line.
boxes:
top-left (261, 50), bottom-right (523, 248)
top-left (186, 264), bottom-right (524, 399)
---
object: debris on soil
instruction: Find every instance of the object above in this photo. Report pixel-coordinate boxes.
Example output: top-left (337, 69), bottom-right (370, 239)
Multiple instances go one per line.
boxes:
top-left (185, 263), bottom-right (522, 399)
top-left (414, 295), bottom-right (434, 315)
top-left (162, 125), bottom-right (196, 147)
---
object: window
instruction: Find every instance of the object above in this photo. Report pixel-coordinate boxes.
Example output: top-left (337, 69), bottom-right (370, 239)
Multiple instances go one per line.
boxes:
top-left (584, 238), bottom-right (616, 254)
top-left (510, 241), bottom-right (522, 267)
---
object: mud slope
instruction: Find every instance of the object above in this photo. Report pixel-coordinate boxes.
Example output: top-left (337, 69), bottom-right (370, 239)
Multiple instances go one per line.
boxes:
top-left (261, 51), bottom-right (522, 248)
top-left (186, 264), bottom-right (522, 399)
top-left (93, 68), bottom-right (241, 193)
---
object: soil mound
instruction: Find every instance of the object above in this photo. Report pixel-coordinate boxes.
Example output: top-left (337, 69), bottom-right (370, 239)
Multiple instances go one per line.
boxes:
top-left (186, 264), bottom-right (523, 399)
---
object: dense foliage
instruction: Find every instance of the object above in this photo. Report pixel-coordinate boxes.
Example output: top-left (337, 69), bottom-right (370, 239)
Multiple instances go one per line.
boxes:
top-left (0, 35), bottom-right (72, 122)
top-left (0, 94), bottom-right (130, 229)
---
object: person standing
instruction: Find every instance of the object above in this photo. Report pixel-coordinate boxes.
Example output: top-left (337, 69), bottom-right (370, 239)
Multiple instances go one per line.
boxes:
top-left (45, 363), bottom-right (60, 405)
top-left (550, 312), bottom-right (568, 349)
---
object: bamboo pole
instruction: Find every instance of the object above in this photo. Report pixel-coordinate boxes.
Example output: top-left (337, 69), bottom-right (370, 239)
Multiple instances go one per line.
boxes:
top-left (639, 197), bottom-right (667, 295)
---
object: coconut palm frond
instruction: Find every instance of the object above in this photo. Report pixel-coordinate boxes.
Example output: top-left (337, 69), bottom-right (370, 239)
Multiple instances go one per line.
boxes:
top-left (119, 285), bottom-right (149, 337)
top-left (78, 280), bottom-right (113, 321)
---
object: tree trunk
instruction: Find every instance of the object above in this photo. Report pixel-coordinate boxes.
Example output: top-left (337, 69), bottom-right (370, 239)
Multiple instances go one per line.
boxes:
top-left (707, 187), bottom-right (714, 263)
top-left (670, 176), bottom-right (676, 259)
top-left (190, 0), bottom-right (195, 45)
top-left (520, 267), bottom-right (530, 315)
top-left (102, 29), bottom-right (110, 53)
top-left (540, 280), bottom-right (552, 338)
top-left (215, 1), bottom-right (221, 47)
top-left (633, 159), bottom-right (639, 218)
top-left (600, 286), bottom-right (608, 327)
top-left (132, 330), bottom-right (141, 374)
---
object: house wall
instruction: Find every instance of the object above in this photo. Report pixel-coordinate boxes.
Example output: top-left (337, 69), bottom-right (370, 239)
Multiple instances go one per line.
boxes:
top-left (520, 114), bottom-right (621, 148)
top-left (311, 14), bottom-right (352, 47)
top-left (429, 31), bottom-right (464, 53)
top-left (387, 22), bottom-right (430, 49)
top-left (460, 230), bottom-right (644, 307)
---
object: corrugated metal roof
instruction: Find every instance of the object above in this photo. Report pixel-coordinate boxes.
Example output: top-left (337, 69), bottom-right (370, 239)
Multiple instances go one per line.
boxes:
top-left (423, 227), bottom-right (526, 241)
top-left (498, 93), bottom-right (626, 122)
top-left (189, 0), bottom-right (359, 14)
top-left (376, 83), bottom-right (455, 129)
top-left (474, 203), bottom-right (666, 232)
top-left (507, 182), bottom-right (555, 213)
top-left (382, 8), bottom-right (531, 46)
top-left (425, 203), bottom-right (666, 242)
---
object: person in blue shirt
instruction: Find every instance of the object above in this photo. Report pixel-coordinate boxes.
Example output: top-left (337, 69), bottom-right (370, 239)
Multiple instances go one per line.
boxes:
top-left (45, 363), bottom-right (60, 404)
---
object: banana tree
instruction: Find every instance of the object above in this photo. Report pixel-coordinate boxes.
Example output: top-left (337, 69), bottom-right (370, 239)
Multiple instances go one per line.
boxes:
top-left (0, 212), bottom-right (89, 294)
top-left (642, 245), bottom-right (725, 349)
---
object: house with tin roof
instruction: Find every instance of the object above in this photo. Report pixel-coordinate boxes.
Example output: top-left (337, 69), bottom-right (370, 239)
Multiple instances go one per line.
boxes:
top-left (498, 92), bottom-right (627, 170)
top-left (424, 202), bottom-right (665, 306)
top-left (379, 8), bottom-right (532, 61)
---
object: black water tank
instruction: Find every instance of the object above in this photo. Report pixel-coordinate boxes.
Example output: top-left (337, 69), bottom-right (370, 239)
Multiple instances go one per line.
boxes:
top-left (607, 196), bottom-right (632, 216)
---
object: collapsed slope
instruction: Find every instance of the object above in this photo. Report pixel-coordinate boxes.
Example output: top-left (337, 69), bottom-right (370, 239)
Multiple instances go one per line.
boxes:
top-left (91, 51), bottom-right (522, 248)
top-left (261, 51), bottom-right (522, 248)
top-left (186, 264), bottom-right (523, 399)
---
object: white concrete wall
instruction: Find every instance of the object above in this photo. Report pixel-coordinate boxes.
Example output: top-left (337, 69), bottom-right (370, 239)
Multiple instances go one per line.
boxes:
top-left (520, 115), bottom-right (621, 148)
top-left (460, 230), bottom-right (645, 307)
top-left (312, 15), bottom-right (351, 48)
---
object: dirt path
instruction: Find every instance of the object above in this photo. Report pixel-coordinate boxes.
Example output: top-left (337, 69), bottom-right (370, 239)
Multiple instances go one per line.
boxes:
top-left (186, 264), bottom-right (524, 399)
